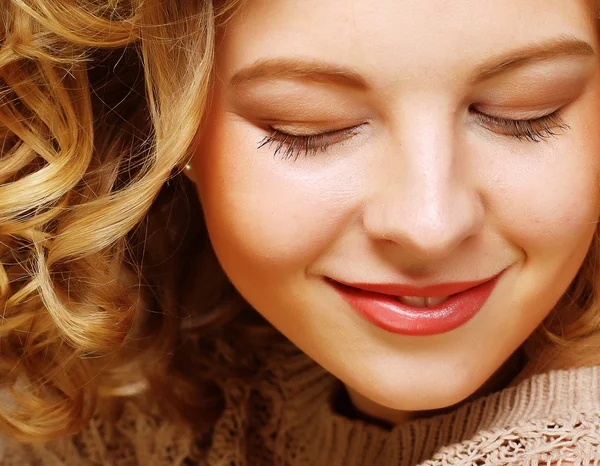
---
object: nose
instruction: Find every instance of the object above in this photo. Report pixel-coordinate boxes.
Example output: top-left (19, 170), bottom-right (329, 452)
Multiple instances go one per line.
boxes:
top-left (362, 114), bottom-right (484, 261)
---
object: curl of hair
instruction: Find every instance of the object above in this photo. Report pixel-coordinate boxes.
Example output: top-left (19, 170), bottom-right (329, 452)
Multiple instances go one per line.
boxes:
top-left (0, 0), bottom-right (280, 442)
top-left (1, 0), bottom-right (600, 445)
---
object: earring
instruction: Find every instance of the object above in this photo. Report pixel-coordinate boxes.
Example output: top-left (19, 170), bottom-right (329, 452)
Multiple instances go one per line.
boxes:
top-left (183, 163), bottom-right (196, 183)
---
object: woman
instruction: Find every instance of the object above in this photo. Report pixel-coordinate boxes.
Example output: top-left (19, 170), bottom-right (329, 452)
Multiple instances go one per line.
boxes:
top-left (1, 0), bottom-right (600, 464)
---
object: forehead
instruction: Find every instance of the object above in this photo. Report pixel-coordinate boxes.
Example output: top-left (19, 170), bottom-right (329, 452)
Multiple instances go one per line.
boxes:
top-left (218, 0), bottom-right (599, 83)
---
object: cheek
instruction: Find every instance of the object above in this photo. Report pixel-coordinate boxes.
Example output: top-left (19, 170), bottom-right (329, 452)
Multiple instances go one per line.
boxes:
top-left (193, 119), bottom-right (360, 281)
top-left (496, 171), bottom-right (597, 248)
top-left (480, 136), bottom-right (600, 328)
top-left (489, 89), bottom-right (600, 253)
top-left (488, 155), bottom-right (600, 256)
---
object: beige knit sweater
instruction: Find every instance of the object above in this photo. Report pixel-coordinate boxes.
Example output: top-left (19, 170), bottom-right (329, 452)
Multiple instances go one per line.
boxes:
top-left (2, 337), bottom-right (600, 466)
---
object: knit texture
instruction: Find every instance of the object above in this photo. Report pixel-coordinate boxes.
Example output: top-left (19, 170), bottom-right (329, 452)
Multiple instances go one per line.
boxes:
top-left (2, 337), bottom-right (600, 465)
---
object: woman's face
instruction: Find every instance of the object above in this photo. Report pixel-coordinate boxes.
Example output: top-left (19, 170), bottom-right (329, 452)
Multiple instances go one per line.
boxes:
top-left (194, 0), bottom-right (600, 422)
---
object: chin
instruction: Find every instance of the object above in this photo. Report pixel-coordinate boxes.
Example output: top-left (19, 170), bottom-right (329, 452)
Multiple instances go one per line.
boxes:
top-left (345, 361), bottom-right (496, 416)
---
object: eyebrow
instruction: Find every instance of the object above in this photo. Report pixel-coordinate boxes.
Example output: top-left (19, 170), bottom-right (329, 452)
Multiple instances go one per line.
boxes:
top-left (229, 58), bottom-right (368, 89)
top-left (229, 36), bottom-right (595, 89)
top-left (472, 36), bottom-right (595, 81)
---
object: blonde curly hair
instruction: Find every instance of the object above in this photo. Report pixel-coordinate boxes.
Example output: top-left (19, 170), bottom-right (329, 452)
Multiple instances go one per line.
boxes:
top-left (1, 0), bottom-right (599, 444)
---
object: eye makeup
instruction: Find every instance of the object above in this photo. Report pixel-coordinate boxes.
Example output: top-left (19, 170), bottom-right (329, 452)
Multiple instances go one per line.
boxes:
top-left (256, 108), bottom-right (570, 161)
top-left (471, 108), bottom-right (570, 142)
top-left (257, 125), bottom-right (365, 160)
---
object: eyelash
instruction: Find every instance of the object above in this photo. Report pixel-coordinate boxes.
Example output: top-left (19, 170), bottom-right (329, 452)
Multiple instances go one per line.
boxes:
top-left (257, 110), bottom-right (570, 160)
top-left (474, 109), bottom-right (570, 142)
top-left (257, 126), bottom-right (361, 161)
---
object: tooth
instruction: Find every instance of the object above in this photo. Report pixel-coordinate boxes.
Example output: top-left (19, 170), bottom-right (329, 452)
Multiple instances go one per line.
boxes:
top-left (425, 296), bottom-right (450, 307)
top-left (397, 296), bottom-right (427, 308)
top-left (396, 296), bottom-right (450, 308)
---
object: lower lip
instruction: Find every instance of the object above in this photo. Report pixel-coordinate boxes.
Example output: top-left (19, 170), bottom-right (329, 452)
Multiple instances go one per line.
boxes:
top-left (330, 274), bottom-right (502, 336)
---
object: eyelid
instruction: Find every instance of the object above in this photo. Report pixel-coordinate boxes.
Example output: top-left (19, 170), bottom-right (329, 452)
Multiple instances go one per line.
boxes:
top-left (266, 123), bottom-right (363, 144)
top-left (472, 107), bottom-right (569, 142)
top-left (257, 123), bottom-right (365, 160)
top-left (472, 105), bottom-right (563, 121)
top-left (269, 125), bottom-right (356, 138)
top-left (267, 117), bottom-right (369, 135)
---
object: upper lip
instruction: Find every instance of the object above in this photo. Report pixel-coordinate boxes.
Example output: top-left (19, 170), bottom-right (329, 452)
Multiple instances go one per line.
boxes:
top-left (331, 274), bottom-right (499, 298)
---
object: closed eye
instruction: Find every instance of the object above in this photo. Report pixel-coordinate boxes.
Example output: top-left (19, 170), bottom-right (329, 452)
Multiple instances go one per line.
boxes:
top-left (472, 108), bottom-right (570, 142)
top-left (257, 124), bottom-right (365, 160)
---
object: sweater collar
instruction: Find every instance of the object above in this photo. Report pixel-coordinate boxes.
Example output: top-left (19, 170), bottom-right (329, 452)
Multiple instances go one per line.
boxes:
top-left (257, 340), bottom-right (600, 465)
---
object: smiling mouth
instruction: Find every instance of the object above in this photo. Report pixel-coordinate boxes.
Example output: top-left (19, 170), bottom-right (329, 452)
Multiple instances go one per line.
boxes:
top-left (327, 272), bottom-right (504, 336)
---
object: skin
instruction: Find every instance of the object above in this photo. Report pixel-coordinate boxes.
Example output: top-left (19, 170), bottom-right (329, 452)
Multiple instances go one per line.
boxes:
top-left (192, 0), bottom-right (600, 426)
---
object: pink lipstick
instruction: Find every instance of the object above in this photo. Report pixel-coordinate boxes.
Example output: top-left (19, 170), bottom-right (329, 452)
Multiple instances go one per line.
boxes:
top-left (329, 273), bottom-right (502, 336)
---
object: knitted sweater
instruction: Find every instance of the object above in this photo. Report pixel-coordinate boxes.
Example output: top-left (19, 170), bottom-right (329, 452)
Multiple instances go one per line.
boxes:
top-left (2, 337), bottom-right (600, 466)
